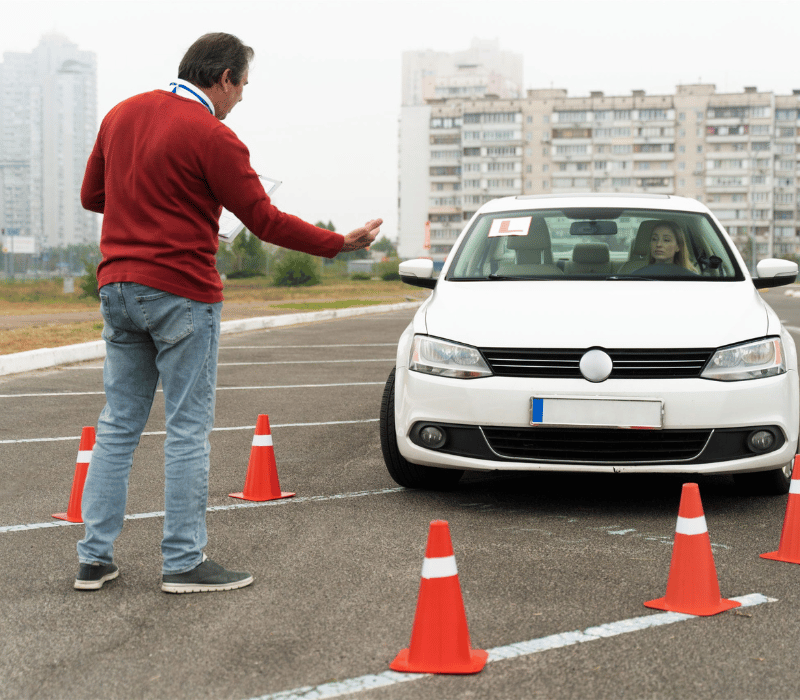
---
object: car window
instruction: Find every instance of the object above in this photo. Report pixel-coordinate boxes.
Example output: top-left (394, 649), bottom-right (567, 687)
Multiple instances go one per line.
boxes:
top-left (447, 208), bottom-right (744, 281)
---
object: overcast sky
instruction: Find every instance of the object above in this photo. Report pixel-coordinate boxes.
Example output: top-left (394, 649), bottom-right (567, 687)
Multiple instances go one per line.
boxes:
top-left (2, 0), bottom-right (799, 239)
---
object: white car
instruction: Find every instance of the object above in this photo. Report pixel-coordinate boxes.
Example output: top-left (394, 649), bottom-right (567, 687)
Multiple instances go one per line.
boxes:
top-left (380, 194), bottom-right (800, 494)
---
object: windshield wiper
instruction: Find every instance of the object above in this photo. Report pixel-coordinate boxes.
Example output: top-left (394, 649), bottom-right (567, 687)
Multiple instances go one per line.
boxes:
top-left (606, 275), bottom-right (656, 281)
top-left (487, 273), bottom-right (557, 281)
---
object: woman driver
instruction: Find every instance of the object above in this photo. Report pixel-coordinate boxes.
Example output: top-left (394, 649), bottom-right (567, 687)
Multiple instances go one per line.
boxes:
top-left (649, 221), bottom-right (698, 272)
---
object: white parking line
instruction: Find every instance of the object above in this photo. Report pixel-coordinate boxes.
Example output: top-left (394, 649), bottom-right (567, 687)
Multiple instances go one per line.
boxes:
top-left (0, 485), bottom-right (402, 534)
top-left (0, 418), bottom-right (379, 444)
top-left (0, 382), bottom-right (384, 399)
top-left (245, 593), bottom-right (775, 700)
top-left (220, 344), bottom-right (396, 349)
top-left (61, 359), bottom-right (395, 369)
top-left (218, 359), bottom-right (394, 366)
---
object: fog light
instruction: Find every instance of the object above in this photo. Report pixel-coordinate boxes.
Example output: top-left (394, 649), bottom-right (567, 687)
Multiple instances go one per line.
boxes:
top-left (419, 426), bottom-right (446, 449)
top-left (748, 430), bottom-right (775, 453)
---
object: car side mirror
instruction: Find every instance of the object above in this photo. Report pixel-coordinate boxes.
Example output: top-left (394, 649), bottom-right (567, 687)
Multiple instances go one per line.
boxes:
top-left (753, 259), bottom-right (799, 288)
top-left (399, 259), bottom-right (437, 289)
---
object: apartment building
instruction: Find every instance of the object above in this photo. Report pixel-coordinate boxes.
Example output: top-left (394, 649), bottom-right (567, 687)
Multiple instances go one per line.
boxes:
top-left (398, 40), bottom-right (524, 260)
top-left (398, 82), bottom-right (800, 265)
top-left (0, 33), bottom-right (97, 251)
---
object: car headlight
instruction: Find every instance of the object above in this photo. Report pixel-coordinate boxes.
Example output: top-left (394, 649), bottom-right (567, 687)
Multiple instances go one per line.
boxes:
top-left (701, 338), bottom-right (786, 381)
top-left (409, 335), bottom-right (492, 379)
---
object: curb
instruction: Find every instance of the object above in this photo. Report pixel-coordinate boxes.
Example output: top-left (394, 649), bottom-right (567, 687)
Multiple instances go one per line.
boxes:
top-left (0, 301), bottom-right (421, 378)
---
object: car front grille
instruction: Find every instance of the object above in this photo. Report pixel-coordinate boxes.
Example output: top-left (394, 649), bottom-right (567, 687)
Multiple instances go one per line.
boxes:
top-left (479, 347), bottom-right (715, 379)
top-left (481, 426), bottom-right (712, 463)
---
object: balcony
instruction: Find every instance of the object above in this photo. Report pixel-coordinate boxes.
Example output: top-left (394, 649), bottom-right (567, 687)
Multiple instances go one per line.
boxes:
top-left (428, 204), bottom-right (461, 215)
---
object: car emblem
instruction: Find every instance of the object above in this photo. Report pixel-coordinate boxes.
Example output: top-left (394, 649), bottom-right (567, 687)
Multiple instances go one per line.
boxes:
top-left (580, 349), bottom-right (613, 383)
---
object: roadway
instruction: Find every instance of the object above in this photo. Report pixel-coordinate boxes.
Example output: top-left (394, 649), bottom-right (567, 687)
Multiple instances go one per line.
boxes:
top-left (1, 290), bottom-right (800, 700)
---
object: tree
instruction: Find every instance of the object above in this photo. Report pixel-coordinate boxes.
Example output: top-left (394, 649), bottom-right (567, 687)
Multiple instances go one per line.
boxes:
top-left (271, 250), bottom-right (321, 287)
top-left (371, 235), bottom-right (397, 257)
top-left (77, 244), bottom-right (103, 300)
top-left (216, 231), bottom-right (268, 278)
top-left (232, 231), bottom-right (267, 276)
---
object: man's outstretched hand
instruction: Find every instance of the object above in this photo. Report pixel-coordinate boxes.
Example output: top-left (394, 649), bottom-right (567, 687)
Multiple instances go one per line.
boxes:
top-left (340, 218), bottom-right (383, 253)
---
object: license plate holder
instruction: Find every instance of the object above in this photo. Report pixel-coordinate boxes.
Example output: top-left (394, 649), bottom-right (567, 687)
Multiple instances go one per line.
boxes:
top-left (530, 395), bottom-right (663, 429)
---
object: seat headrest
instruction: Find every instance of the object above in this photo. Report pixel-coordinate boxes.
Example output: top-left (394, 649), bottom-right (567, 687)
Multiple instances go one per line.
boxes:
top-left (506, 218), bottom-right (551, 251)
top-left (572, 243), bottom-right (610, 265)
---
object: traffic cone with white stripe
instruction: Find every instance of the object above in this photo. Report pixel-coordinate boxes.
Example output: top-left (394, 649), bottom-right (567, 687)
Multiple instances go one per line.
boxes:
top-left (229, 415), bottom-right (295, 501)
top-left (52, 426), bottom-right (95, 523)
top-left (761, 456), bottom-right (800, 564)
top-left (390, 520), bottom-right (487, 674)
top-left (644, 482), bottom-right (741, 616)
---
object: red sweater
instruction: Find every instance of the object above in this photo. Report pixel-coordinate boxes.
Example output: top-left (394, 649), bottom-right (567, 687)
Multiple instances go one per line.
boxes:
top-left (81, 90), bottom-right (344, 303)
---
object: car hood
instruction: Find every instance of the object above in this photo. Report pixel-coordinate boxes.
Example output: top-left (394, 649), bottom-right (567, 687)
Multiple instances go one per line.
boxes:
top-left (423, 280), bottom-right (768, 349)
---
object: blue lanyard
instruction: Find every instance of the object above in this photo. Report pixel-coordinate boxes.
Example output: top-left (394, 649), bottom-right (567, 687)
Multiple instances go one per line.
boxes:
top-left (169, 82), bottom-right (213, 115)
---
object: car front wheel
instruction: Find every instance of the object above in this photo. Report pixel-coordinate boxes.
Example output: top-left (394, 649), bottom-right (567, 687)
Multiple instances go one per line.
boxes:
top-left (379, 368), bottom-right (463, 490)
top-left (733, 459), bottom-right (794, 495)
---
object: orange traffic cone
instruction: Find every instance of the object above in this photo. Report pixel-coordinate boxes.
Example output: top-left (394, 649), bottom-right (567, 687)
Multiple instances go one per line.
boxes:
top-left (390, 520), bottom-right (487, 674)
top-left (53, 426), bottom-right (95, 523)
top-left (229, 415), bottom-right (295, 502)
top-left (644, 483), bottom-right (740, 616)
top-left (761, 456), bottom-right (800, 564)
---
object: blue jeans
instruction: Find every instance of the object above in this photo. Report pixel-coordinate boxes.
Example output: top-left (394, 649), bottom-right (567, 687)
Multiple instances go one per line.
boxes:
top-left (77, 283), bottom-right (222, 574)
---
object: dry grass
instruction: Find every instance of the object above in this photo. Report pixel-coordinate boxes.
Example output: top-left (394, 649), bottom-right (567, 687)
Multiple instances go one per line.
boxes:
top-left (0, 277), bottom-right (421, 355)
top-left (0, 321), bottom-right (106, 355)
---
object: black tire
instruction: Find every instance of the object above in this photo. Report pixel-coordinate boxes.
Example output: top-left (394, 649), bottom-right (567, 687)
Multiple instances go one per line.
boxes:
top-left (733, 459), bottom-right (794, 495)
top-left (379, 368), bottom-right (463, 490)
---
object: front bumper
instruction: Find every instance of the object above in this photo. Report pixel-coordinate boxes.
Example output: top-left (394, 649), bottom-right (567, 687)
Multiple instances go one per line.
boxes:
top-left (394, 367), bottom-right (799, 474)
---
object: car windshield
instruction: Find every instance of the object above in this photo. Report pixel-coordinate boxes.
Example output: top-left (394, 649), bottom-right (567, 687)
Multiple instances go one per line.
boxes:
top-left (447, 208), bottom-right (744, 281)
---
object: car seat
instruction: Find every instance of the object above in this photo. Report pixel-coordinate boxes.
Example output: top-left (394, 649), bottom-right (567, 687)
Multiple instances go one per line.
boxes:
top-left (565, 243), bottom-right (612, 275)
top-left (496, 218), bottom-right (563, 276)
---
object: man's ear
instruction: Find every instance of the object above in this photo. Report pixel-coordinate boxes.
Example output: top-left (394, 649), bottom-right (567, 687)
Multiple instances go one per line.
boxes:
top-left (219, 68), bottom-right (232, 91)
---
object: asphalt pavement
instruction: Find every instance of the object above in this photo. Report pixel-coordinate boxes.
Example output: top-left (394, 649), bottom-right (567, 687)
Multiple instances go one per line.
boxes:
top-left (2, 295), bottom-right (800, 700)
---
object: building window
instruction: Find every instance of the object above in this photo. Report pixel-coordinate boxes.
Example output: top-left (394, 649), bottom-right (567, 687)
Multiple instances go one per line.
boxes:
top-left (553, 128), bottom-right (591, 139)
top-left (594, 127), bottom-right (631, 138)
top-left (482, 112), bottom-right (518, 123)
top-left (638, 109), bottom-right (670, 120)
top-left (555, 144), bottom-right (588, 155)
top-left (486, 146), bottom-right (518, 157)
top-left (554, 110), bottom-right (587, 122)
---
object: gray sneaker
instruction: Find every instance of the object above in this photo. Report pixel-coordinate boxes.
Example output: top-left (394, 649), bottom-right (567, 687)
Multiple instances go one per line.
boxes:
top-left (74, 562), bottom-right (119, 590)
top-left (161, 558), bottom-right (253, 593)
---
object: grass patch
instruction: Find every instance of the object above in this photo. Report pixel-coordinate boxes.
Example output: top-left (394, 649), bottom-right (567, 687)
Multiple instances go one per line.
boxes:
top-left (0, 279), bottom-right (98, 307)
top-left (0, 322), bottom-right (104, 355)
top-left (0, 276), bottom-right (425, 355)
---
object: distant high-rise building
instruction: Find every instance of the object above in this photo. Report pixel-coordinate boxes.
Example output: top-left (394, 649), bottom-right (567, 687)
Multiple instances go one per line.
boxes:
top-left (398, 39), bottom-right (524, 260)
top-left (401, 38), bottom-right (524, 107)
top-left (0, 33), bottom-right (97, 251)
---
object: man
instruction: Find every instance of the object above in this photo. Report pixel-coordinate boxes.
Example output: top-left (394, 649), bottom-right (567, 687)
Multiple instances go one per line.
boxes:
top-left (76, 33), bottom-right (380, 593)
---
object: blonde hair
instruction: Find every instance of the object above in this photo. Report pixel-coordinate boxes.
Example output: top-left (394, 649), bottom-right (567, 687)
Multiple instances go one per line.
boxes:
top-left (649, 221), bottom-right (698, 272)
